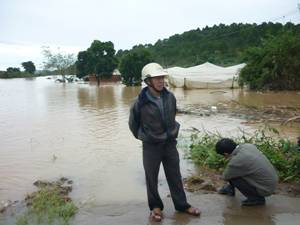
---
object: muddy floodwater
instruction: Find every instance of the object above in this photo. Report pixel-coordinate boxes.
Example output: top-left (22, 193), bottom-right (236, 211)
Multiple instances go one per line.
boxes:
top-left (0, 77), bottom-right (299, 225)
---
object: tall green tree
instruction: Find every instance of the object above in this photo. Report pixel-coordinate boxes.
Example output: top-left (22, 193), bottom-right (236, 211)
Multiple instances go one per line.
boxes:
top-left (119, 48), bottom-right (153, 86)
top-left (239, 32), bottom-right (300, 90)
top-left (76, 40), bottom-right (118, 83)
top-left (42, 47), bottom-right (76, 82)
top-left (21, 61), bottom-right (36, 74)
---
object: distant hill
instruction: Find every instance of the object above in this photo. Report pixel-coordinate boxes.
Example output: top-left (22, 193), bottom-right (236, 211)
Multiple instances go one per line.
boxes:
top-left (116, 22), bottom-right (300, 68)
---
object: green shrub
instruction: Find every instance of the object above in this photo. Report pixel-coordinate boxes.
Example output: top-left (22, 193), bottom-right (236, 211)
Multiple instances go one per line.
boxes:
top-left (189, 132), bottom-right (226, 170)
top-left (188, 126), bottom-right (300, 184)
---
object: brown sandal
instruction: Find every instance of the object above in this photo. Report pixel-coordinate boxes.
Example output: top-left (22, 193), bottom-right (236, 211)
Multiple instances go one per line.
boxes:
top-left (185, 207), bottom-right (201, 216)
top-left (150, 208), bottom-right (162, 222)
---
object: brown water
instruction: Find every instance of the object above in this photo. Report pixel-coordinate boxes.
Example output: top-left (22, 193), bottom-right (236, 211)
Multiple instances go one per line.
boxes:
top-left (0, 77), bottom-right (299, 224)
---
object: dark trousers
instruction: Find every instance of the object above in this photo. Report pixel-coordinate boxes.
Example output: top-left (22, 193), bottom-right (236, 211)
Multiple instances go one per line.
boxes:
top-left (142, 140), bottom-right (191, 211)
top-left (229, 177), bottom-right (265, 200)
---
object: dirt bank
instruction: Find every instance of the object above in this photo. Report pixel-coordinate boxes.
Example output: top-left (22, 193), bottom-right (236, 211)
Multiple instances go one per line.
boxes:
top-left (183, 168), bottom-right (300, 198)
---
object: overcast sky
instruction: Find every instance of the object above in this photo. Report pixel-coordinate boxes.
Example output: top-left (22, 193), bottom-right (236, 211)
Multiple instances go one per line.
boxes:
top-left (0, 0), bottom-right (299, 70)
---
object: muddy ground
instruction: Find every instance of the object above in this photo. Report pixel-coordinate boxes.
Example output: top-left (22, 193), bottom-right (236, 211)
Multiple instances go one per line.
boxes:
top-left (71, 193), bottom-right (300, 225)
top-left (183, 168), bottom-right (300, 198)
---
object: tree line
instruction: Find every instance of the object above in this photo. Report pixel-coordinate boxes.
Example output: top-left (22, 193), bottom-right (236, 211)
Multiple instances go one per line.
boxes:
top-left (118, 22), bottom-right (300, 68)
top-left (0, 61), bottom-right (37, 78)
top-left (114, 22), bottom-right (300, 89)
top-left (2, 22), bottom-right (299, 90)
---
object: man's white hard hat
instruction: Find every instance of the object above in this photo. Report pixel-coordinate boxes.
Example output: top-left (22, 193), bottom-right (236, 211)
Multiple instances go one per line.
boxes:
top-left (141, 63), bottom-right (168, 81)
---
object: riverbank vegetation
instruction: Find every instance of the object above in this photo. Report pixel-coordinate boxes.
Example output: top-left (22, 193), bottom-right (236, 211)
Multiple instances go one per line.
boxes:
top-left (187, 126), bottom-right (300, 184)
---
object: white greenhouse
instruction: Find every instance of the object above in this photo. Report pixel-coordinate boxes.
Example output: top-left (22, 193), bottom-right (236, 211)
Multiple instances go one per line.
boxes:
top-left (166, 62), bottom-right (246, 89)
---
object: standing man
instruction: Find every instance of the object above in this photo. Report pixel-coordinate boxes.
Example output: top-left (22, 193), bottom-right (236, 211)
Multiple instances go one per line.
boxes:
top-left (215, 138), bottom-right (278, 206)
top-left (129, 63), bottom-right (200, 222)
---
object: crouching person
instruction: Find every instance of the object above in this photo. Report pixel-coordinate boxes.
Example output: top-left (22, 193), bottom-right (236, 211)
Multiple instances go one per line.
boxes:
top-left (215, 138), bottom-right (278, 206)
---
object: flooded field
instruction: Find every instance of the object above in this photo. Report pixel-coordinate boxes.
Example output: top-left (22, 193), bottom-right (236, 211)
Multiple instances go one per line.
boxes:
top-left (0, 77), bottom-right (299, 225)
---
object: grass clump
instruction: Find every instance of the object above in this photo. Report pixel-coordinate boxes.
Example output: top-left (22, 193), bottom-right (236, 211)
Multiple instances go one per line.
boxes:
top-left (188, 126), bottom-right (300, 184)
top-left (16, 178), bottom-right (77, 225)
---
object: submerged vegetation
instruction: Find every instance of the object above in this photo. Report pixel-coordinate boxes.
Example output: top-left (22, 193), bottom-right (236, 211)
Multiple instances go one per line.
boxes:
top-left (188, 126), bottom-right (300, 184)
top-left (16, 178), bottom-right (77, 225)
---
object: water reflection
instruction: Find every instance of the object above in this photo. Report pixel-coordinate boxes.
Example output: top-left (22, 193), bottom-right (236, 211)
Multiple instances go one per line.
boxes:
top-left (172, 88), bottom-right (239, 106)
top-left (24, 77), bottom-right (36, 81)
top-left (77, 85), bottom-right (117, 110)
top-left (170, 213), bottom-right (192, 225)
top-left (120, 86), bottom-right (141, 105)
top-left (237, 90), bottom-right (300, 108)
top-left (272, 213), bottom-right (300, 225)
top-left (224, 213), bottom-right (276, 225)
top-left (221, 194), bottom-right (300, 225)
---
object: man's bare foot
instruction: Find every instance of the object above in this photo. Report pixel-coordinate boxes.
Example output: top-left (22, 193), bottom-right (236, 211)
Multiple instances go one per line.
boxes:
top-left (185, 207), bottom-right (201, 216)
top-left (150, 208), bottom-right (162, 222)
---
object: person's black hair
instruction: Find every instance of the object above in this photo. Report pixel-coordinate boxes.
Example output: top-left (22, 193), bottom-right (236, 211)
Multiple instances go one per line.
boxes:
top-left (298, 137), bottom-right (300, 146)
top-left (215, 138), bottom-right (237, 155)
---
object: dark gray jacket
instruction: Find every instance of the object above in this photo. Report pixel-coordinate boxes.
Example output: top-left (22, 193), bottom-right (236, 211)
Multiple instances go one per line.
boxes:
top-left (224, 144), bottom-right (278, 196)
top-left (128, 87), bottom-right (180, 143)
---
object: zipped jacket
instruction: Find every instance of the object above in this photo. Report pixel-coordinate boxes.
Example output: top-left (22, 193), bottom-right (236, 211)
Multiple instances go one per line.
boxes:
top-left (129, 87), bottom-right (180, 143)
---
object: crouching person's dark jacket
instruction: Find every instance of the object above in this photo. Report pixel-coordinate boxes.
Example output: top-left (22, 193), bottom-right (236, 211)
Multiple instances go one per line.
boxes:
top-left (129, 87), bottom-right (180, 143)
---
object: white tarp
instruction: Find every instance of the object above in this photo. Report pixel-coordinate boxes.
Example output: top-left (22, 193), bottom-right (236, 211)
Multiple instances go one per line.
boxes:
top-left (166, 62), bottom-right (246, 89)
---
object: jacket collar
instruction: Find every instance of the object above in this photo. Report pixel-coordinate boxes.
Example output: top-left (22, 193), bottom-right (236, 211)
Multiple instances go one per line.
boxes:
top-left (229, 145), bottom-right (241, 158)
top-left (138, 86), bottom-right (169, 107)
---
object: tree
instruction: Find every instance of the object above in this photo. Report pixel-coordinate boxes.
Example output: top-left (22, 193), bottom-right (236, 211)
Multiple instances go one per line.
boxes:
top-left (21, 61), bottom-right (36, 74)
top-left (75, 51), bottom-right (91, 78)
top-left (88, 40), bottom-right (118, 83)
top-left (6, 67), bottom-right (21, 73)
top-left (119, 48), bottom-right (153, 86)
top-left (42, 47), bottom-right (76, 82)
top-left (75, 40), bottom-right (118, 83)
top-left (239, 32), bottom-right (300, 90)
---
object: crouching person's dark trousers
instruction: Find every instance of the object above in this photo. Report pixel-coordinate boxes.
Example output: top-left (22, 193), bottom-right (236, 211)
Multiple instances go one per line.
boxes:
top-left (142, 140), bottom-right (191, 211)
top-left (229, 177), bottom-right (264, 200)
